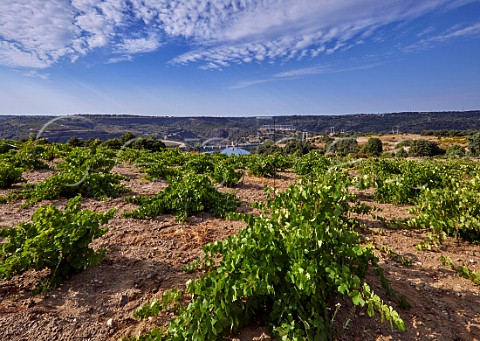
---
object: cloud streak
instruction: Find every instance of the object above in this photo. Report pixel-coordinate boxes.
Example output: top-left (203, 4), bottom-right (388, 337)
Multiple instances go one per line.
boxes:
top-left (0, 0), bottom-right (478, 70)
top-left (404, 22), bottom-right (480, 52)
top-left (230, 62), bottom-right (381, 89)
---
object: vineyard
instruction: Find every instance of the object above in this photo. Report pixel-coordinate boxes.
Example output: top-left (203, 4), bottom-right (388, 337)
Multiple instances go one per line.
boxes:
top-left (0, 138), bottom-right (479, 340)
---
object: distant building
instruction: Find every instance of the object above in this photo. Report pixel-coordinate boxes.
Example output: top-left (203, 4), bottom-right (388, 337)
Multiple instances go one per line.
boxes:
top-left (221, 147), bottom-right (250, 156)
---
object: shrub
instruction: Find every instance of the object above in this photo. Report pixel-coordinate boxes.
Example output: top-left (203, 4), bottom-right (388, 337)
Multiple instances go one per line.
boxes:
top-left (0, 161), bottom-right (24, 188)
top-left (0, 195), bottom-right (114, 290)
top-left (294, 151), bottom-right (333, 175)
top-left (410, 176), bottom-right (480, 247)
top-left (467, 132), bottom-right (480, 156)
top-left (395, 148), bottom-right (408, 158)
top-left (6, 148), bottom-right (128, 205)
top-left (213, 158), bottom-right (243, 187)
top-left (130, 136), bottom-right (166, 152)
top-left (255, 140), bottom-right (281, 155)
top-left (446, 145), bottom-right (465, 158)
top-left (408, 139), bottom-right (443, 157)
top-left (361, 138), bottom-right (383, 157)
top-left (131, 174), bottom-right (404, 340)
top-left (124, 173), bottom-right (240, 221)
top-left (326, 138), bottom-right (359, 156)
top-left (283, 140), bottom-right (315, 155)
top-left (248, 154), bottom-right (277, 177)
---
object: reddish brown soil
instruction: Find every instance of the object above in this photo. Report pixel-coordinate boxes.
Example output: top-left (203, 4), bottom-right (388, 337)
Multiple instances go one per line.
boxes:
top-left (0, 164), bottom-right (478, 340)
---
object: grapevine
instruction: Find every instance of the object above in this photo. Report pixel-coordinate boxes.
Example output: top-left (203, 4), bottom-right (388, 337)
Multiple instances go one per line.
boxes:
top-left (0, 195), bottom-right (114, 291)
top-left (130, 172), bottom-right (404, 340)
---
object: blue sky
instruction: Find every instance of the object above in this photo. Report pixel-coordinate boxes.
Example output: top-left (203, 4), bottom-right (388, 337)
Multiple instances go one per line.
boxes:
top-left (0, 0), bottom-right (479, 116)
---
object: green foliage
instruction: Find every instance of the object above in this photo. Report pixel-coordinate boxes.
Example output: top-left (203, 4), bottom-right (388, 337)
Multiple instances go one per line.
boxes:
top-left (124, 173), bottom-right (240, 221)
top-left (116, 148), bottom-right (149, 164)
top-left (134, 288), bottom-right (184, 319)
top-left (120, 131), bottom-right (136, 145)
top-left (361, 138), bottom-right (383, 157)
top-left (56, 147), bottom-right (115, 173)
top-left (255, 140), bottom-right (281, 155)
top-left (130, 136), bottom-right (166, 152)
top-left (3, 143), bottom-right (50, 170)
top-left (0, 195), bottom-right (114, 290)
top-left (395, 148), bottom-right (408, 158)
top-left (283, 140), bottom-right (316, 155)
top-left (396, 140), bottom-right (412, 149)
top-left (131, 174), bottom-right (403, 340)
top-left (184, 154), bottom-right (215, 174)
top-left (9, 171), bottom-right (127, 206)
top-left (440, 255), bottom-right (480, 285)
top-left (101, 138), bottom-right (123, 150)
top-left (212, 158), bottom-right (243, 187)
top-left (421, 129), bottom-right (474, 137)
top-left (445, 145), bottom-right (465, 158)
top-left (248, 154), bottom-right (280, 177)
top-left (408, 139), bottom-right (443, 157)
top-left (317, 134), bottom-right (334, 144)
top-left (467, 132), bottom-right (480, 156)
top-left (181, 258), bottom-right (201, 273)
top-left (6, 148), bottom-right (128, 205)
top-left (0, 161), bottom-right (24, 188)
top-left (326, 138), bottom-right (359, 156)
top-left (357, 159), bottom-right (477, 204)
top-left (133, 149), bottom-right (185, 170)
top-left (83, 137), bottom-right (102, 147)
top-left (143, 163), bottom-right (181, 181)
top-left (377, 246), bottom-right (412, 267)
top-left (0, 140), bottom-right (18, 154)
top-left (67, 137), bottom-right (83, 147)
top-left (409, 176), bottom-right (480, 247)
top-left (137, 152), bottom-right (244, 187)
top-left (294, 151), bottom-right (333, 175)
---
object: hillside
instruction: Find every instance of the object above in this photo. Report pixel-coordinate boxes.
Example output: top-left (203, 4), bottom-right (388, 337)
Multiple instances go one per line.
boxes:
top-left (0, 111), bottom-right (479, 142)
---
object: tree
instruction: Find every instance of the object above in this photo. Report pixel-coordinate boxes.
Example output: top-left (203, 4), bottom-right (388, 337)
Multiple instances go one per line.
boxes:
top-left (84, 138), bottom-right (101, 147)
top-left (120, 131), bottom-right (136, 145)
top-left (283, 140), bottom-right (315, 155)
top-left (408, 139), bottom-right (443, 157)
top-left (131, 136), bottom-right (166, 152)
top-left (326, 138), bottom-right (359, 156)
top-left (361, 138), bottom-right (383, 157)
top-left (67, 137), bottom-right (83, 147)
top-left (101, 138), bottom-right (122, 150)
top-left (255, 140), bottom-right (281, 155)
top-left (467, 132), bottom-right (480, 156)
top-left (446, 145), bottom-right (465, 158)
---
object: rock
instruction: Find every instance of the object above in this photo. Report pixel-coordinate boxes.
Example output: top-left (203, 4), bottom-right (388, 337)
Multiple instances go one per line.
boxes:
top-left (106, 318), bottom-right (114, 327)
top-left (118, 294), bottom-right (129, 307)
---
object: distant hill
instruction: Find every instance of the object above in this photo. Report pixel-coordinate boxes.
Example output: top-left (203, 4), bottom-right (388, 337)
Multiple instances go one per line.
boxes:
top-left (0, 111), bottom-right (479, 142)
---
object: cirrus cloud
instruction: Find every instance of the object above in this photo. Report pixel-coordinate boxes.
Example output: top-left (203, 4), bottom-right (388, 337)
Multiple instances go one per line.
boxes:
top-left (0, 0), bottom-right (478, 70)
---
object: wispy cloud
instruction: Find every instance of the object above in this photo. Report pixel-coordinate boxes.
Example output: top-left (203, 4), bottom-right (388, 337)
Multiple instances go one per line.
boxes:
top-left (23, 70), bottom-right (50, 80)
top-left (417, 26), bottom-right (436, 38)
top-left (0, 0), bottom-right (478, 70)
top-left (231, 62), bottom-right (380, 88)
top-left (230, 78), bottom-right (276, 89)
top-left (168, 0), bottom-right (478, 69)
top-left (106, 55), bottom-right (133, 64)
top-left (275, 63), bottom-right (380, 78)
top-left (404, 22), bottom-right (480, 52)
top-left (115, 35), bottom-right (161, 54)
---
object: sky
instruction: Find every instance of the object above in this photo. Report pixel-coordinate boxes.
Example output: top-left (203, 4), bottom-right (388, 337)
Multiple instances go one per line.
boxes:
top-left (0, 0), bottom-right (479, 116)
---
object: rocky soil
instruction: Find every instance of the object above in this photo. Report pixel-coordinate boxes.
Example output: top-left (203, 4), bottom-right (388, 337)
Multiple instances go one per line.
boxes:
top-left (0, 164), bottom-right (478, 340)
